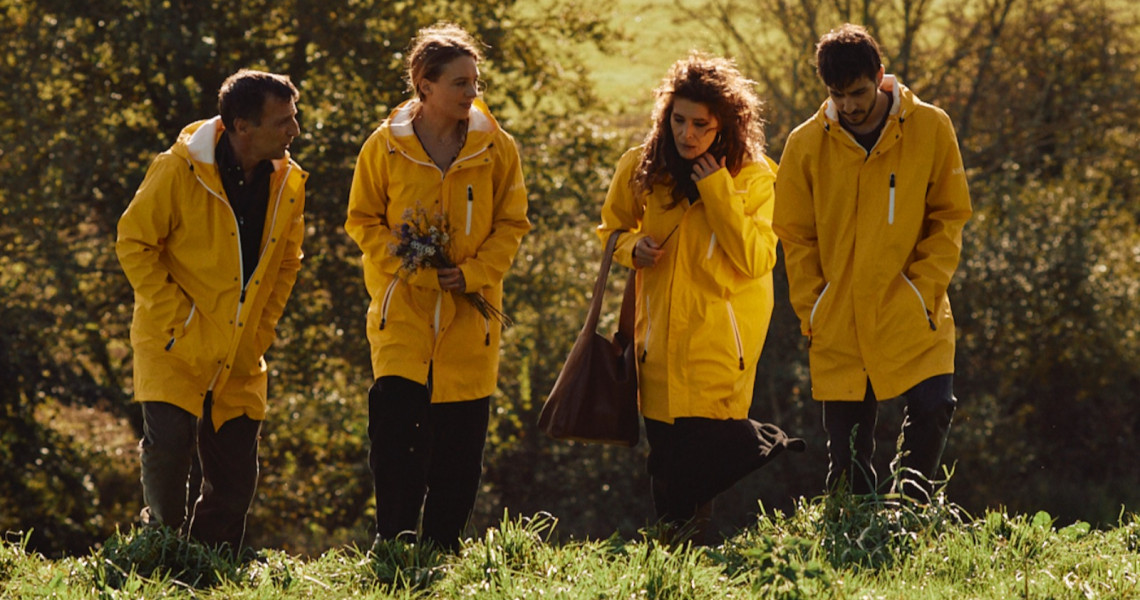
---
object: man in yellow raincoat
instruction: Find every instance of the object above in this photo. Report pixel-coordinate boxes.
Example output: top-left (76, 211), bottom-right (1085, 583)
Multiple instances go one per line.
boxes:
top-left (774, 25), bottom-right (972, 500)
top-left (117, 70), bottom-right (306, 549)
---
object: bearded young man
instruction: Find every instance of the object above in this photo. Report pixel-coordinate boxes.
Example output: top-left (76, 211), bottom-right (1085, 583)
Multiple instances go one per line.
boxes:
top-left (773, 24), bottom-right (972, 500)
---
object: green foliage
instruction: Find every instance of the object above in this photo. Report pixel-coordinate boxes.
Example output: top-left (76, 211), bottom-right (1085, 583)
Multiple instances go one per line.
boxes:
top-left (364, 536), bottom-right (447, 592)
top-left (3, 0), bottom-right (1140, 561)
top-left (4, 507), bottom-right (1140, 599)
top-left (94, 526), bottom-right (243, 590)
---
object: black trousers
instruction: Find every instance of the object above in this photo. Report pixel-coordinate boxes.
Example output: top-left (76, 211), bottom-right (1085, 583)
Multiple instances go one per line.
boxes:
top-left (823, 373), bottom-right (956, 499)
top-left (367, 376), bottom-right (489, 550)
top-left (138, 394), bottom-right (261, 550)
top-left (644, 416), bottom-right (804, 525)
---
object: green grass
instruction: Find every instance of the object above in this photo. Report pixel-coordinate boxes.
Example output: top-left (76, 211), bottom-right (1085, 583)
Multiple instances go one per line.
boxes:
top-left (4, 496), bottom-right (1139, 599)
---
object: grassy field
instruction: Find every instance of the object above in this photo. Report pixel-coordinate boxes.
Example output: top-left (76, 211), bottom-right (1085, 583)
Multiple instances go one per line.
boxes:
top-left (4, 492), bottom-right (1138, 599)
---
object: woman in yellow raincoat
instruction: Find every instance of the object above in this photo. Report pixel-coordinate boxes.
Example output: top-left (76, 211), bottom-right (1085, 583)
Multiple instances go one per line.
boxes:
top-left (345, 23), bottom-right (530, 550)
top-left (598, 52), bottom-right (802, 539)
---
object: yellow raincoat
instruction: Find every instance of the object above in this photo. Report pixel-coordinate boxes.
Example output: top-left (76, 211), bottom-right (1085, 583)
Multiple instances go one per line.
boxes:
top-left (599, 147), bottom-right (778, 423)
top-left (117, 117), bottom-right (307, 430)
top-left (774, 76), bottom-right (972, 401)
top-left (346, 98), bottom-right (530, 403)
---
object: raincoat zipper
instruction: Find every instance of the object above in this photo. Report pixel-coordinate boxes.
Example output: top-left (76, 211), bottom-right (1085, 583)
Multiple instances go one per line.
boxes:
top-left (466, 185), bottom-right (474, 236)
top-left (900, 273), bottom-right (937, 330)
top-left (433, 292), bottom-right (442, 335)
top-left (191, 161), bottom-right (293, 392)
top-left (706, 233), bottom-right (717, 260)
top-left (725, 300), bottom-right (745, 370)
top-left (640, 290), bottom-right (652, 363)
top-left (165, 303), bottom-right (197, 350)
top-left (808, 281), bottom-right (832, 348)
top-left (888, 173), bottom-right (896, 224)
top-left (379, 278), bottom-right (399, 330)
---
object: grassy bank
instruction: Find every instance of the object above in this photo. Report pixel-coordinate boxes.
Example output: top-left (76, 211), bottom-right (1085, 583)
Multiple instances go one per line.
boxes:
top-left (3, 492), bottom-right (1138, 599)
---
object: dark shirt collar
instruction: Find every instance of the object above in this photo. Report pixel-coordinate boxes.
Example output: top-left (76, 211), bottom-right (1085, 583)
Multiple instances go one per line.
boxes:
top-left (216, 132), bottom-right (273, 184)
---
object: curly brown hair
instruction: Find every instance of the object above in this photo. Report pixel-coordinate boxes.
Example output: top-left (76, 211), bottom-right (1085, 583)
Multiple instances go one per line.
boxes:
top-left (631, 52), bottom-right (765, 207)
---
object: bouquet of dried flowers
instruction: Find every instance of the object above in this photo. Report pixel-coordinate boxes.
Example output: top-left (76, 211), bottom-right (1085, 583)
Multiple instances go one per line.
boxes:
top-left (389, 205), bottom-right (513, 328)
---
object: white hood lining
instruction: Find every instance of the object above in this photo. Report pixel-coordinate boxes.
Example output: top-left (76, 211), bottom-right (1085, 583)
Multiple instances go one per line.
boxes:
top-left (185, 117), bottom-right (222, 164)
top-left (389, 100), bottom-right (493, 138)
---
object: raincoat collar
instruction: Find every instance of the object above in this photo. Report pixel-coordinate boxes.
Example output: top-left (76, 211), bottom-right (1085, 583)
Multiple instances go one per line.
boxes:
top-left (175, 116), bottom-right (292, 172)
top-left (384, 97), bottom-right (499, 162)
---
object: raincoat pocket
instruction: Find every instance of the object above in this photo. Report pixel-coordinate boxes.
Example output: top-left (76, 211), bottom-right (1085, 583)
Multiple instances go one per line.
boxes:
top-left (899, 272), bottom-right (936, 331)
top-left (165, 303), bottom-right (197, 351)
top-left (808, 281), bottom-right (832, 346)
top-left (725, 300), bottom-right (745, 371)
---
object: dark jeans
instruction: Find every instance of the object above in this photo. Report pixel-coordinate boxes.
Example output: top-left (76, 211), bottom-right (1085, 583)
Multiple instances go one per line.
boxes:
top-left (139, 394), bottom-right (261, 550)
top-left (823, 373), bottom-right (956, 499)
top-left (368, 376), bottom-right (489, 550)
top-left (644, 416), bottom-right (804, 525)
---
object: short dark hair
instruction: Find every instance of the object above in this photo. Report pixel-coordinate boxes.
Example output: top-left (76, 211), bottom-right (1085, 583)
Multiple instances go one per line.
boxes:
top-left (406, 22), bottom-right (484, 100)
top-left (815, 24), bottom-right (882, 90)
top-left (218, 69), bottom-right (299, 130)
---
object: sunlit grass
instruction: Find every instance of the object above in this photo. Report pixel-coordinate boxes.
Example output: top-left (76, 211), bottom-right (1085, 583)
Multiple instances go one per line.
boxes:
top-left (4, 494), bottom-right (1139, 599)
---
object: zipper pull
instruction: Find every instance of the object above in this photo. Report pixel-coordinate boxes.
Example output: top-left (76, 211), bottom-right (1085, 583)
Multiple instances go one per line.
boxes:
top-left (165, 338), bottom-right (175, 351)
top-left (240, 289), bottom-right (247, 303)
top-left (738, 356), bottom-right (745, 371)
top-left (888, 173), bottom-right (896, 225)
top-left (379, 317), bottom-right (386, 330)
top-left (485, 332), bottom-right (490, 346)
top-left (466, 185), bottom-right (474, 236)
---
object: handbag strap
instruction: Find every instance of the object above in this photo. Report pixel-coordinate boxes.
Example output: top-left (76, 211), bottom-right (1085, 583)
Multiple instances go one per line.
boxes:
top-left (585, 231), bottom-right (634, 335)
top-left (618, 265), bottom-right (636, 340)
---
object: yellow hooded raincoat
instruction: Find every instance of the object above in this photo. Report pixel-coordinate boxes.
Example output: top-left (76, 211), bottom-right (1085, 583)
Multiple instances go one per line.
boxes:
top-left (346, 98), bottom-right (530, 403)
top-left (117, 117), bottom-right (307, 430)
top-left (774, 76), bottom-right (972, 401)
top-left (599, 147), bottom-right (778, 424)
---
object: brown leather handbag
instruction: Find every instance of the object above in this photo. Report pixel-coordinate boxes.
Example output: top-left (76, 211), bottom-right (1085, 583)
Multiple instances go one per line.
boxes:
top-left (538, 230), bottom-right (640, 446)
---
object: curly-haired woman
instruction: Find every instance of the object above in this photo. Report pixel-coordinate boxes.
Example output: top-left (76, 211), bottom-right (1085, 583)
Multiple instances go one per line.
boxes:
top-left (598, 52), bottom-right (803, 539)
